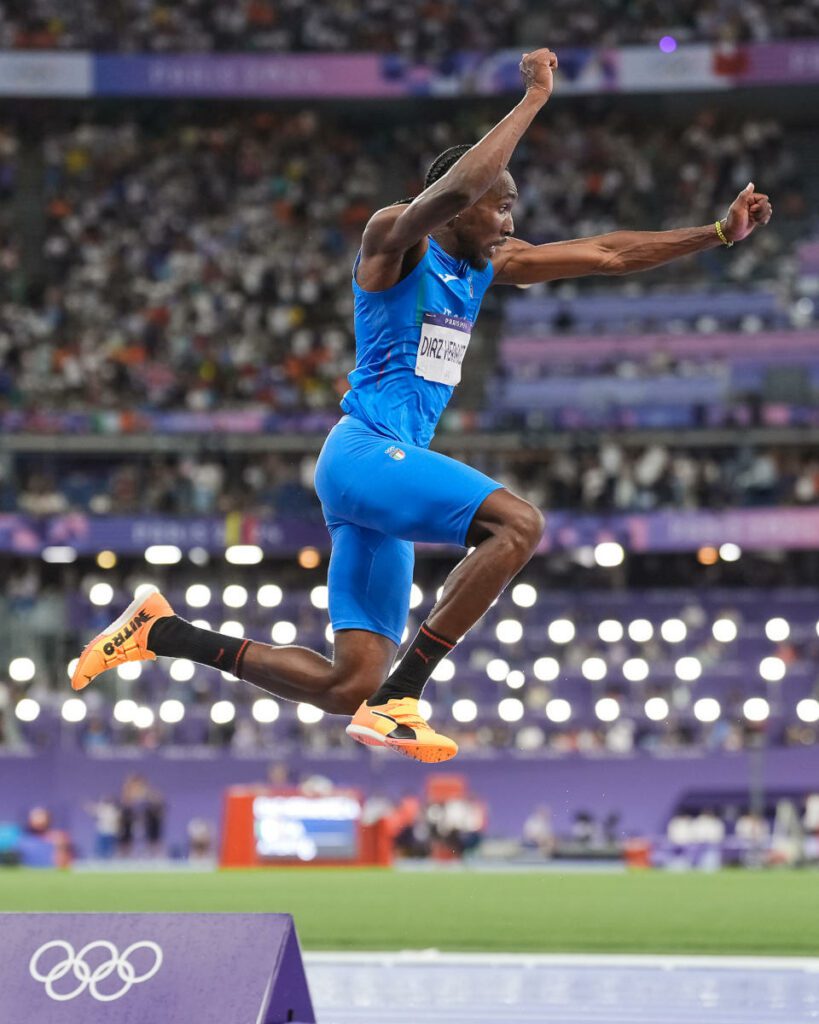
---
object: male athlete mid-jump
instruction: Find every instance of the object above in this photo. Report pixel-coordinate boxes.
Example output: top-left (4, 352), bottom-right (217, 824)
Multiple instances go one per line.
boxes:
top-left (71, 49), bottom-right (772, 763)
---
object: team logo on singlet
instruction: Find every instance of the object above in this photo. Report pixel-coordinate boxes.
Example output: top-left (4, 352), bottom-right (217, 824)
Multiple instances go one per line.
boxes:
top-left (384, 446), bottom-right (406, 461)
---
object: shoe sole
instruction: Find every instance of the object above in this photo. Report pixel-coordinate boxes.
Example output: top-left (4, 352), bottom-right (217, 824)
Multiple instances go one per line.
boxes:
top-left (346, 723), bottom-right (457, 763)
top-left (72, 586), bottom-right (162, 691)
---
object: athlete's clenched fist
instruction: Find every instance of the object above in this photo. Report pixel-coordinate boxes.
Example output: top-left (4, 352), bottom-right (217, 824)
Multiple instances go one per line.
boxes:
top-left (520, 48), bottom-right (558, 100)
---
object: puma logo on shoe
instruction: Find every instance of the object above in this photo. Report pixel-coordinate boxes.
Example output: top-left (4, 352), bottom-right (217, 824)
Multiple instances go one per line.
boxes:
top-left (102, 608), bottom-right (153, 657)
top-left (414, 647), bottom-right (431, 664)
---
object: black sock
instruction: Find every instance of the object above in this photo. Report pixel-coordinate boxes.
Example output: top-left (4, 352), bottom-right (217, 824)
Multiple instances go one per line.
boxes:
top-left (367, 622), bottom-right (455, 705)
top-left (148, 616), bottom-right (251, 678)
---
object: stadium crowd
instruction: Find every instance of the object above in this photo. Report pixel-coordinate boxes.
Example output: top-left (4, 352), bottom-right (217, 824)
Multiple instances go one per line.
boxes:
top-left (6, 442), bottom-right (819, 517)
top-left (1, 0), bottom-right (817, 53)
top-left (0, 107), bottom-right (804, 418)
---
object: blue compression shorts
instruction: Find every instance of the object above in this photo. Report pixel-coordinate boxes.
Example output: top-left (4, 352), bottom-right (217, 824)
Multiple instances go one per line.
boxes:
top-left (314, 414), bottom-right (503, 645)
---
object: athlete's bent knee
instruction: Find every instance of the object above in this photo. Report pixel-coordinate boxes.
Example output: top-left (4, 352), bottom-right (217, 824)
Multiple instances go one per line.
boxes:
top-left (504, 501), bottom-right (544, 560)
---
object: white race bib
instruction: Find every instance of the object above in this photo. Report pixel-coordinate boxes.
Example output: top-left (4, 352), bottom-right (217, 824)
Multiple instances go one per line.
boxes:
top-left (415, 312), bottom-right (473, 386)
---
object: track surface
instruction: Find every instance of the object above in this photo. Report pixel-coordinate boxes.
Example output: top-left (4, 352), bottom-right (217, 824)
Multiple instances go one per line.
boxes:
top-left (306, 952), bottom-right (819, 1024)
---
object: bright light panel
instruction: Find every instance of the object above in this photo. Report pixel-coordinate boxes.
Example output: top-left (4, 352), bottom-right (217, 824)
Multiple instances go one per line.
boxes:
top-left (712, 618), bottom-right (738, 643)
top-left (498, 697), bottom-right (524, 722)
top-left (210, 700), bottom-right (236, 725)
top-left (546, 698), bottom-right (571, 723)
top-left (595, 697), bottom-right (620, 722)
top-left (598, 620), bottom-right (624, 643)
top-left (581, 657), bottom-right (607, 682)
top-left (693, 697), bottom-right (721, 723)
top-left (765, 617), bottom-right (790, 642)
top-left (548, 619), bottom-right (575, 644)
top-left (743, 697), bottom-right (770, 722)
top-left (628, 619), bottom-right (654, 643)
top-left (252, 699), bottom-right (280, 724)
top-left (223, 584), bottom-right (248, 609)
top-left (159, 699), bottom-right (185, 724)
top-left (675, 656), bottom-right (702, 682)
top-left (644, 696), bottom-right (669, 721)
top-left (452, 699), bottom-right (477, 723)
top-left (533, 657), bottom-right (559, 682)
top-left (511, 583), bottom-right (537, 608)
top-left (271, 621), bottom-right (296, 645)
top-left (496, 619), bottom-right (523, 644)
top-left (622, 658), bottom-right (649, 682)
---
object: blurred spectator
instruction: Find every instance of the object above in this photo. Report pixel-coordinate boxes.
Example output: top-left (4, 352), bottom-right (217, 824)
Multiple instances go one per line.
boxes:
top-left (86, 796), bottom-right (121, 859)
top-left (522, 804), bottom-right (555, 857)
top-left (0, 107), bottom-right (804, 419)
top-left (1, 0), bottom-right (818, 53)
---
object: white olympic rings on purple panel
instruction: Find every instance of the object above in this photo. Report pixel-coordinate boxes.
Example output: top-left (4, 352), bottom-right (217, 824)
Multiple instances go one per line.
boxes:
top-left (29, 938), bottom-right (163, 1001)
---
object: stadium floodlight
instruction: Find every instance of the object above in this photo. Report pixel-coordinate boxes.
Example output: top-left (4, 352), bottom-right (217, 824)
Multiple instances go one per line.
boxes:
top-left (675, 656), bottom-right (702, 682)
top-left (548, 619), bottom-right (575, 644)
top-left (133, 706), bottom-right (155, 729)
top-left (226, 544), bottom-right (263, 565)
top-left (297, 703), bottom-right (324, 724)
top-left (221, 620), bottom-right (244, 639)
top-left (759, 656), bottom-right (786, 682)
top-left (9, 657), bottom-right (36, 683)
top-left (506, 670), bottom-right (525, 689)
top-left (512, 583), bottom-right (537, 608)
top-left (310, 585), bottom-right (329, 610)
top-left (533, 656), bottom-right (560, 682)
top-left (796, 698), bottom-right (819, 724)
top-left (117, 662), bottom-right (142, 681)
top-left (719, 543), bottom-right (742, 562)
top-left (628, 619), bottom-right (654, 643)
top-left (436, 586), bottom-right (444, 601)
top-left (186, 584), bottom-right (211, 608)
top-left (743, 697), bottom-right (770, 722)
top-left (210, 700), bottom-right (235, 725)
top-left (98, 549), bottom-right (118, 569)
top-left (595, 697), bottom-right (620, 722)
top-left (325, 624), bottom-right (335, 645)
top-left (418, 699), bottom-right (433, 720)
top-left (221, 671), bottom-right (238, 682)
top-left (486, 657), bottom-right (510, 681)
top-left (191, 619), bottom-right (211, 630)
top-left (159, 699), bottom-right (185, 724)
top-left (594, 541), bottom-right (625, 567)
top-left (252, 698), bottom-right (280, 724)
top-left (15, 698), bottom-right (40, 723)
top-left (644, 696), bottom-right (670, 721)
top-left (765, 617), bottom-right (790, 642)
top-left (169, 659), bottom-right (195, 682)
top-left (660, 618), bottom-right (687, 643)
top-left (693, 697), bottom-right (721, 723)
top-left (61, 698), bottom-right (87, 723)
top-left (401, 626), bottom-right (410, 644)
top-left (144, 545), bottom-right (182, 565)
top-left (545, 698), bottom-right (571, 723)
top-left (409, 584), bottom-right (424, 609)
top-left (581, 657), bottom-right (607, 682)
top-left (133, 582), bottom-right (158, 601)
top-left (113, 699), bottom-right (137, 724)
top-left (622, 657), bottom-right (649, 682)
top-left (659, 35), bottom-right (677, 53)
top-left (496, 619), bottom-right (523, 644)
top-left (42, 546), bottom-right (77, 564)
top-left (66, 658), bottom-right (79, 679)
top-left (188, 547), bottom-right (209, 566)
top-left (257, 584), bottom-right (283, 608)
top-left (712, 618), bottom-right (738, 643)
top-left (498, 697), bottom-right (524, 722)
top-left (89, 582), bottom-right (114, 607)
top-left (452, 698), bottom-right (477, 723)
top-left (223, 584), bottom-right (248, 609)
top-left (432, 660), bottom-right (455, 682)
top-left (598, 620), bottom-right (624, 643)
top-left (271, 621), bottom-right (296, 645)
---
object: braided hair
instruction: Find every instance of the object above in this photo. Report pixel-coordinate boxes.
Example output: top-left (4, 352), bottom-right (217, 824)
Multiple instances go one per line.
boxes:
top-left (391, 143), bottom-right (474, 206)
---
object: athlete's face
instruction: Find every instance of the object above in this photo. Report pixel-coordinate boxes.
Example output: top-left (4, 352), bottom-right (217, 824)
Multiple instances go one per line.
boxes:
top-left (455, 171), bottom-right (517, 270)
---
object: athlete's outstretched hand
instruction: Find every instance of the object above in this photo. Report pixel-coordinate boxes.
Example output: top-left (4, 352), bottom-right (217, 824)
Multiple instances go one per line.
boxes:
top-left (723, 182), bottom-right (773, 243)
top-left (520, 49), bottom-right (558, 100)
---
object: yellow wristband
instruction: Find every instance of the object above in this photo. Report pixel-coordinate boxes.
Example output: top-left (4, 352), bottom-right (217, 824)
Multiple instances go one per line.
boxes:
top-left (714, 220), bottom-right (733, 247)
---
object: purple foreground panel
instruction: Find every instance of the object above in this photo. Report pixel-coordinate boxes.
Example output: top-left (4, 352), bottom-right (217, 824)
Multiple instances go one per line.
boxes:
top-left (0, 913), bottom-right (315, 1024)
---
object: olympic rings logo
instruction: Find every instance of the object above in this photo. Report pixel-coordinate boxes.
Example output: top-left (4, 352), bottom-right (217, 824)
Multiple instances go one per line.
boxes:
top-left (29, 939), bottom-right (163, 1002)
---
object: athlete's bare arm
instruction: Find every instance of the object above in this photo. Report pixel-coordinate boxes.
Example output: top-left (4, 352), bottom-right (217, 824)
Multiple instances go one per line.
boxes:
top-left (492, 183), bottom-right (773, 286)
top-left (356, 48), bottom-right (558, 292)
